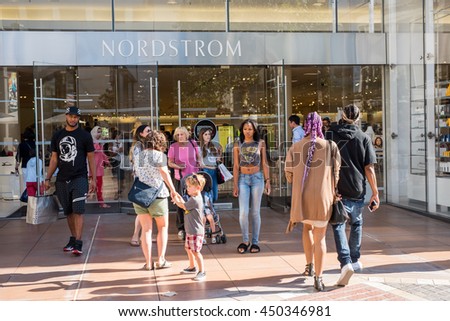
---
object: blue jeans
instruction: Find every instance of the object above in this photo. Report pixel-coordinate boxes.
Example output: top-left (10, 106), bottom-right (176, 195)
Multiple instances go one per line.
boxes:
top-left (331, 198), bottom-right (364, 267)
top-left (238, 171), bottom-right (264, 245)
top-left (202, 168), bottom-right (218, 202)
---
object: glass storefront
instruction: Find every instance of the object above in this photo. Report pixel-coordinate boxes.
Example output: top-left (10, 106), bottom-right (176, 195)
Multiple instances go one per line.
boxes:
top-left (0, 63), bottom-right (384, 216)
top-left (1, 0), bottom-right (450, 220)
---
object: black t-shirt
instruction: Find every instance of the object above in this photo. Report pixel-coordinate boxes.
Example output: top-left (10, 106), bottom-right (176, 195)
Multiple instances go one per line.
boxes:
top-left (327, 124), bottom-right (377, 200)
top-left (51, 127), bottom-right (95, 182)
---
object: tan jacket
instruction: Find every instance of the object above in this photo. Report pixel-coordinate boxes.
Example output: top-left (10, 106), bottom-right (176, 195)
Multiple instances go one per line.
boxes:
top-left (284, 137), bottom-right (341, 232)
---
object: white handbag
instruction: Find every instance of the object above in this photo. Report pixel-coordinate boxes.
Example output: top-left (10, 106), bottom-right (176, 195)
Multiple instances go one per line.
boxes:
top-left (218, 163), bottom-right (233, 182)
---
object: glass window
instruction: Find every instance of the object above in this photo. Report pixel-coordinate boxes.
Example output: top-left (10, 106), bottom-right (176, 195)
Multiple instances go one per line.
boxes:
top-left (229, 0), bottom-right (333, 32)
top-left (337, 0), bottom-right (383, 32)
top-left (114, 0), bottom-right (226, 31)
top-left (0, 0), bottom-right (112, 31)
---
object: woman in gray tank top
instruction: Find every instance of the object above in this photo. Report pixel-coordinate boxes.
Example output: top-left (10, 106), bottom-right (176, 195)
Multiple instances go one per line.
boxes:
top-left (233, 119), bottom-right (271, 254)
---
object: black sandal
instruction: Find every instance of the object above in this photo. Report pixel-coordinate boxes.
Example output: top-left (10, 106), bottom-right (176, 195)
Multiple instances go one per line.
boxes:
top-left (237, 243), bottom-right (249, 254)
top-left (249, 244), bottom-right (260, 253)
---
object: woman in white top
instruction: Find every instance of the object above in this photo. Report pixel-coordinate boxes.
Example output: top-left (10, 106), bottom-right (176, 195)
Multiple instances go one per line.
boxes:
top-left (132, 130), bottom-right (181, 270)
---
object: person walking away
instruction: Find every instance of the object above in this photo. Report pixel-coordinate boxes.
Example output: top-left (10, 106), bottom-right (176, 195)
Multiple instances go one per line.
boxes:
top-left (132, 130), bottom-right (180, 271)
top-left (44, 106), bottom-right (97, 256)
top-left (322, 116), bottom-right (331, 135)
top-left (326, 104), bottom-right (380, 286)
top-left (129, 124), bottom-right (151, 247)
top-left (233, 119), bottom-right (271, 254)
top-left (25, 148), bottom-right (44, 197)
top-left (15, 127), bottom-right (36, 193)
top-left (90, 126), bottom-right (110, 208)
top-left (173, 174), bottom-right (207, 281)
top-left (285, 112), bottom-right (341, 291)
top-left (168, 126), bottom-right (201, 240)
top-left (288, 114), bottom-right (305, 144)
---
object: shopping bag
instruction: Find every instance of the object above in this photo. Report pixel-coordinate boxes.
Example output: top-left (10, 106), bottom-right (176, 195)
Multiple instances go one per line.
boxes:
top-left (216, 167), bottom-right (225, 184)
top-left (26, 195), bottom-right (59, 225)
top-left (217, 163), bottom-right (233, 183)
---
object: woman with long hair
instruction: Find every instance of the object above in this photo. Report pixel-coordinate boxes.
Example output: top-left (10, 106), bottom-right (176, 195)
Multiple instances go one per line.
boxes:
top-left (132, 130), bottom-right (180, 270)
top-left (129, 124), bottom-right (151, 246)
top-left (233, 119), bottom-right (271, 254)
top-left (285, 112), bottom-right (341, 291)
top-left (198, 127), bottom-right (222, 202)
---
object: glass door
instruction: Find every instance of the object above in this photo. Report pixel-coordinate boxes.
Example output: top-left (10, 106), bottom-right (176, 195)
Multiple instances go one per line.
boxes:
top-left (33, 64), bottom-right (78, 199)
top-left (386, 1), bottom-right (443, 215)
top-left (33, 63), bottom-right (158, 212)
top-left (115, 64), bottom-right (159, 212)
top-left (265, 62), bottom-right (289, 212)
top-left (168, 65), bottom-right (288, 209)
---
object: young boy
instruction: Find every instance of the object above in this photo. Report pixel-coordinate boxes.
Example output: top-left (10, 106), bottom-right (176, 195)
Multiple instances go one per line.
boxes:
top-left (173, 174), bottom-right (206, 281)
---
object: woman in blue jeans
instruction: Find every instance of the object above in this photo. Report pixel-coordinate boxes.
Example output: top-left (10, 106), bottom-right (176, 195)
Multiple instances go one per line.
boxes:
top-left (233, 119), bottom-right (271, 254)
top-left (198, 127), bottom-right (222, 202)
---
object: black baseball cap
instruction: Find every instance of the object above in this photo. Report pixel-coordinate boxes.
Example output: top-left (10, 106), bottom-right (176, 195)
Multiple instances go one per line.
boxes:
top-left (65, 106), bottom-right (81, 116)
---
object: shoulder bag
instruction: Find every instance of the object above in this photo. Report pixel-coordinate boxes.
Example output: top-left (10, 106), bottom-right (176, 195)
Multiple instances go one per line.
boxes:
top-left (328, 140), bottom-right (350, 225)
top-left (128, 177), bottom-right (163, 208)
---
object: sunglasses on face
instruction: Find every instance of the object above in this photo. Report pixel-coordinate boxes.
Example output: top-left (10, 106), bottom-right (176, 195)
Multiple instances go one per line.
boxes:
top-left (191, 174), bottom-right (200, 185)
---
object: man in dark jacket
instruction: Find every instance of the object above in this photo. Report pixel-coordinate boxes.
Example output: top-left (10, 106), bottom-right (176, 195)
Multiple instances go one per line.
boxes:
top-left (326, 104), bottom-right (379, 286)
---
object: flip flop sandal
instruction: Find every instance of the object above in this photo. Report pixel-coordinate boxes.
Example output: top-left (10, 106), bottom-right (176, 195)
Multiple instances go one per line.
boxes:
top-left (249, 244), bottom-right (260, 253)
top-left (143, 263), bottom-right (154, 271)
top-left (130, 240), bottom-right (140, 247)
top-left (237, 243), bottom-right (249, 254)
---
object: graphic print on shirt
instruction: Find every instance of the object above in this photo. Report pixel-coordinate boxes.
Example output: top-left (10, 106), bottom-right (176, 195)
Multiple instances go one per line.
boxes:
top-left (240, 143), bottom-right (259, 165)
top-left (59, 136), bottom-right (77, 165)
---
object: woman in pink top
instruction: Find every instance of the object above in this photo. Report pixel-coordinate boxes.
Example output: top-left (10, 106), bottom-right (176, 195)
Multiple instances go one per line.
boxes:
top-left (90, 126), bottom-right (110, 208)
top-left (168, 126), bottom-right (201, 240)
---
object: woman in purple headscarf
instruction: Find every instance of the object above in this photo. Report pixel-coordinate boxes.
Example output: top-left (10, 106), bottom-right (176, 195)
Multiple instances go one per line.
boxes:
top-left (285, 112), bottom-right (341, 291)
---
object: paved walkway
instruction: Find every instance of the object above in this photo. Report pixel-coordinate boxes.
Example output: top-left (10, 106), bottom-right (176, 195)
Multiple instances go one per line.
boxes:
top-left (0, 204), bottom-right (449, 301)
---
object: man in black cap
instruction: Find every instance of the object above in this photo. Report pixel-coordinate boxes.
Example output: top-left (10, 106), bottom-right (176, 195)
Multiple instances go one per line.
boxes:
top-left (322, 116), bottom-right (331, 135)
top-left (44, 106), bottom-right (97, 256)
top-left (326, 104), bottom-right (379, 286)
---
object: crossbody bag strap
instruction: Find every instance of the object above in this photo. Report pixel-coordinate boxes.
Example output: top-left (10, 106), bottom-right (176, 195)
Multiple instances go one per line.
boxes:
top-left (328, 140), bottom-right (339, 195)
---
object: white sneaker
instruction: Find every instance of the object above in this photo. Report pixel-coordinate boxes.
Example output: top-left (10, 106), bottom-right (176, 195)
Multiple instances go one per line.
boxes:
top-left (336, 263), bottom-right (354, 286)
top-left (211, 237), bottom-right (217, 244)
top-left (177, 230), bottom-right (185, 240)
top-left (202, 239), bottom-right (207, 244)
top-left (352, 261), bottom-right (363, 272)
top-left (193, 271), bottom-right (206, 281)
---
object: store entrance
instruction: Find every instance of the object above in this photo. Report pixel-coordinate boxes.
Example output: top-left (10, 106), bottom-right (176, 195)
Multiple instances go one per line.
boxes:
top-left (32, 64), bottom-right (159, 213)
top-left (164, 65), bottom-right (289, 209)
top-left (1, 63), bottom-right (385, 219)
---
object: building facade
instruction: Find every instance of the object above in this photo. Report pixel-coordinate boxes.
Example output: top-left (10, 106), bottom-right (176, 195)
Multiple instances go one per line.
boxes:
top-left (0, 1), bottom-right (449, 220)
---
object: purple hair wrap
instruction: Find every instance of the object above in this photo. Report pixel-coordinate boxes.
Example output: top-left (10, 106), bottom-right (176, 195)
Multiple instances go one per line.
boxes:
top-left (302, 112), bottom-right (324, 188)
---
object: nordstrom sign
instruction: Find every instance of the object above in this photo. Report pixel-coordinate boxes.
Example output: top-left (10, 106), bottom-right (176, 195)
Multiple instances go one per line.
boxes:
top-left (102, 39), bottom-right (242, 58)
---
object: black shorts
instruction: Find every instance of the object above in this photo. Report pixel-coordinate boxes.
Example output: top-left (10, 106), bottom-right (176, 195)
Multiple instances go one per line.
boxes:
top-left (55, 176), bottom-right (89, 215)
